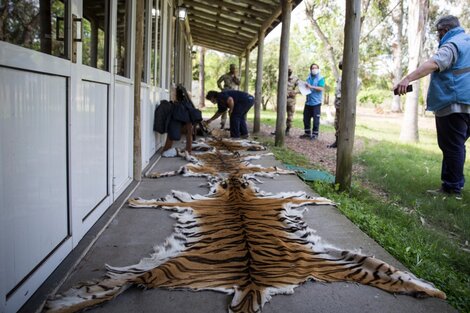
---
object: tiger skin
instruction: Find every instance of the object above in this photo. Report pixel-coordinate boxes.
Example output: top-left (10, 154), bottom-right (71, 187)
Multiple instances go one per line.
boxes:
top-left (191, 137), bottom-right (266, 152)
top-left (147, 149), bottom-right (295, 180)
top-left (44, 176), bottom-right (446, 313)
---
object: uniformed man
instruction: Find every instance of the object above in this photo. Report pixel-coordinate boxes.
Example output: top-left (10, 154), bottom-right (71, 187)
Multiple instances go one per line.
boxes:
top-left (271, 65), bottom-right (299, 136)
top-left (216, 64), bottom-right (241, 129)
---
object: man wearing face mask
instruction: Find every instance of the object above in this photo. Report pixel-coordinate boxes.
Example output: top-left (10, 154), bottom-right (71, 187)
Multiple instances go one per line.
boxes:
top-left (271, 65), bottom-right (299, 136)
top-left (300, 63), bottom-right (325, 140)
top-left (394, 15), bottom-right (470, 199)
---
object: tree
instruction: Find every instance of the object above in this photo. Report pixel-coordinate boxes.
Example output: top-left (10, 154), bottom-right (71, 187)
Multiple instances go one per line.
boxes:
top-left (304, 0), bottom-right (341, 81)
top-left (198, 46), bottom-right (205, 108)
top-left (400, 0), bottom-right (429, 143)
top-left (391, 0), bottom-right (404, 112)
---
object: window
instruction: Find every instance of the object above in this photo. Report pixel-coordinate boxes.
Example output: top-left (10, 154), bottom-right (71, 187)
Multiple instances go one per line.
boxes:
top-left (141, 0), bottom-right (149, 82)
top-left (82, 0), bottom-right (109, 70)
top-left (116, 0), bottom-right (130, 77)
top-left (0, 0), bottom-right (68, 58)
top-left (151, 0), bottom-right (163, 87)
top-left (166, 2), bottom-right (174, 88)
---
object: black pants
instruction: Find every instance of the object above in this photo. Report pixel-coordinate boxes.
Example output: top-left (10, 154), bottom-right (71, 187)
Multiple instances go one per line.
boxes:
top-left (435, 113), bottom-right (470, 192)
top-left (303, 105), bottom-right (321, 137)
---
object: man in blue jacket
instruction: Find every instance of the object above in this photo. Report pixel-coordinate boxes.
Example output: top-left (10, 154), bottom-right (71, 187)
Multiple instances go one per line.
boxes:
top-left (395, 15), bottom-right (470, 199)
top-left (300, 63), bottom-right (325, 140)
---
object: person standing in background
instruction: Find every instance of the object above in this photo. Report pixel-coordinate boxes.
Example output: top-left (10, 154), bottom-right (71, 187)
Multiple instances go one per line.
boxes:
top-left (300, 63), bottom-right (325, 140)
top-left (394, 15), bottom-right (470, 199)
top-left (216, 64), bottom-right (241, 129)
top-left (272, 65), bottom-right (299, 136)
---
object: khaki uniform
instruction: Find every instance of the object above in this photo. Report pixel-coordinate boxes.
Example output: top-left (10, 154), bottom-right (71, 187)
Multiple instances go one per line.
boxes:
top-left (217, 73), bottom-right (240, 128)
top-left (286, 75), bottom-right (299, 129)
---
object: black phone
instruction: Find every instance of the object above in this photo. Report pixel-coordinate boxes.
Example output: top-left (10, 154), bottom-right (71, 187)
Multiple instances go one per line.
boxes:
top-left (394, 85), bottom-right (413, 95)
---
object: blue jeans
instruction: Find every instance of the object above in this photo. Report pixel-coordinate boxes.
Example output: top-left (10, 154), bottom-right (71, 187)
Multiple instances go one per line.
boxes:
top-left (435, 113), bottom-right (470, 192)
top-left (230, 96), bottom-right (254, 138)
top-left (303, 104), bottom-right (321, 137)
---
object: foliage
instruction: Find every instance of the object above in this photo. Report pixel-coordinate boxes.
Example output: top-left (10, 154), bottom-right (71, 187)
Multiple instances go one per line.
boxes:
top-left (357, 88), bottom-right (391, 107)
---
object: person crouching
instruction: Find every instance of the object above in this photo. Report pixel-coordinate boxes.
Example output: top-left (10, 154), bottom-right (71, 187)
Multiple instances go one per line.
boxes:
top-left (205, 90), bottom-right (255, 139)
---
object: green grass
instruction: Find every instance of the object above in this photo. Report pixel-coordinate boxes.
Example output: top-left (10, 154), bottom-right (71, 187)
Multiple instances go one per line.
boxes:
top-left (254, 110), bottom-right (470, 312)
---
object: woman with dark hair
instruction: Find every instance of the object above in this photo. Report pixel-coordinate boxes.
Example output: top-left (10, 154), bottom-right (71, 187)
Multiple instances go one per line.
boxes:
top-left (205, 90), bottom-right (255, 138)
top-left (156, 85), bottom-right (194, 157)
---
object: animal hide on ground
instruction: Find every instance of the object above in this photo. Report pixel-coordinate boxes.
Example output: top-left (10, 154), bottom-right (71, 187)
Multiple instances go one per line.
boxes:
top-left (44, 139), bottom-right (446, 313)
top-left (45, 176), bottom-right (445, 313)
top-left (191, 137), bottom-right (266, 152)
top-left (147, 149), bottom-right (295, 180)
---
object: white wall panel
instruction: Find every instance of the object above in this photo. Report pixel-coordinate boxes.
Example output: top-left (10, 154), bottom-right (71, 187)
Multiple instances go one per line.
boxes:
top-left (0, 67), bottom-right (68, 293)
top-left (113, 81), bottom-right (133, 196)
top-left (72, 81), bottom-right (108, 220)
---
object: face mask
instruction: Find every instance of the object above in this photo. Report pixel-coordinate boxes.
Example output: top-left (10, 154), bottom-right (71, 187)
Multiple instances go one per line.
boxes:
top-left (311, 69), bottom-right (319, 75)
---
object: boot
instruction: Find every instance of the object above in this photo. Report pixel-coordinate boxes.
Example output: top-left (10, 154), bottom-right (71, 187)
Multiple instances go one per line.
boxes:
top-left (327, 141), bottom-right (337, 148)
top-left (328, 136), bottom-right (338, 148)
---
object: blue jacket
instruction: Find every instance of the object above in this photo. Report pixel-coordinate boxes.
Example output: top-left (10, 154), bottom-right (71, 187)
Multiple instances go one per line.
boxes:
top-left (305, 74), bottom-right (325, 106)
top-left (427, 27), bottom-right (470, 111)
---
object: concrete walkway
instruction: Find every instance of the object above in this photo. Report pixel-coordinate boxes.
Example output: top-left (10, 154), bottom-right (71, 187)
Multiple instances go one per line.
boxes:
top-left (22, 144), bottom-right (455, 313)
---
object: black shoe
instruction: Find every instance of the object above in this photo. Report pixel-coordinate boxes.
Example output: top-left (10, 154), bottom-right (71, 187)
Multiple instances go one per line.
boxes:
top-left (299, 134), bottom-right (310, 139)
top-left (310, 135), bottom-right (318, 141)
top-left (327, 142), bottom-right (337, 148)
top-left (270, 131), bottom-right (276, 135)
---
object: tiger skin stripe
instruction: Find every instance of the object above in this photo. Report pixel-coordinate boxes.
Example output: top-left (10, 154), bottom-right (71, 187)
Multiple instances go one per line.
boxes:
top-left (44, 176), bottom-right (446, 313)
top-left (191, 137), bottom-right (266, 152)
top-left (147, 149), bottom-right (295, 180)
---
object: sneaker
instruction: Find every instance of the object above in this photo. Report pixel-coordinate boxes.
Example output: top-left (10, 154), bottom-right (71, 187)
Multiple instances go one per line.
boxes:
top-left (240, 134), bottom-right (249, 139)
top-left (299, 134), bottom-right (310, 139)
top-left (327, 142), bottom-right (337, 148)
top-left (310, 135), bottom-right (318, 141)
top-left (426, 188), bottom-right (462, 200)
top-left (162, 147), bottom-right (177, 158)
top-left (270, 131), bottom-right (276, 135)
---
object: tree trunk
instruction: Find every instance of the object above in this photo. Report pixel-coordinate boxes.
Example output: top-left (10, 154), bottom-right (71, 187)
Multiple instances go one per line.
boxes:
top-left (198, 46), bottom-right (205, 108)
top-left (336, 0), bottom-right (361, 192)
top-left (391, 0), bottom-right (404, 113)
top-left (244, 49), bottom-right (250, 92)
top-left (399, 0), bottom-right (428, 143)
top-left (254, 29), bottom-right (265, 134)
top-left (275, 0), bottom-right (292, 147)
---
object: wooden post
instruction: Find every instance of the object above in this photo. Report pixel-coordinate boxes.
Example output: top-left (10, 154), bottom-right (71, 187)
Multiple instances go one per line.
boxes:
top-left (238, 57), bottom-right (243, 90)
top-left (133, 0), bottom-right (145, 181)
top-left (336, 0), bottom-right (361, 191)
top-left (253, 29), bottom-right (265, 134)
top-left (274, 0), bottom-right (292, 147)
top-left (244, 48), bottom-right (250, 92)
